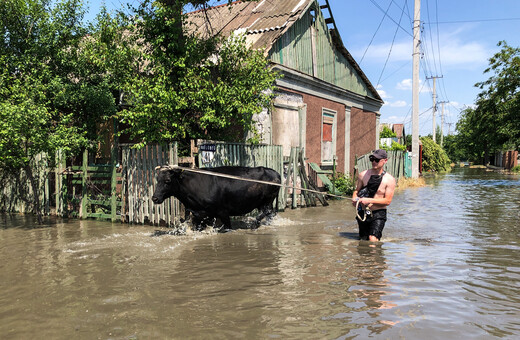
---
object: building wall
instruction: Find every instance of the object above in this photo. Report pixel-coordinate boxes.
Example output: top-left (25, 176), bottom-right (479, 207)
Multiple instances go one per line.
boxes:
top-left (275, 87), bottom-right (346, 173)
top-left (349, 107), bottom-right (377, 174)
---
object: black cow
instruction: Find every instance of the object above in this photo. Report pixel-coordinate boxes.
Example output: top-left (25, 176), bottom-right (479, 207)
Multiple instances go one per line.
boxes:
top-left (152, 165), bottom-right (281, 229)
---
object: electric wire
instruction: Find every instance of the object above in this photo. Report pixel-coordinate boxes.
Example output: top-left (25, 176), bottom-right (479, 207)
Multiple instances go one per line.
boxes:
top-left (376, 0), bottom-right (407, 87)
top-left (368, 0), bottom-right (413, 37)
top-left (360, 0), bottom-right (393, 64)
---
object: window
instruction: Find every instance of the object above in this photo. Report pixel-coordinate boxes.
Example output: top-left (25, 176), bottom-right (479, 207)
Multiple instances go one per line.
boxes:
top-left (321, 109), bottom-right (336, 164)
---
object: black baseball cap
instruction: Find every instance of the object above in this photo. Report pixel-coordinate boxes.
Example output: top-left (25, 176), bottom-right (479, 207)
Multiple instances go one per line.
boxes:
top-left (371, 149), bottom-right (388, 160)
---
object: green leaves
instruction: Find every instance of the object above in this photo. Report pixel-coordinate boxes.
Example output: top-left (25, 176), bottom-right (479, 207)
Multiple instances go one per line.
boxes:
top-left (117, 2), bottom-right (279, 146)
top-left (454, 41), bottom-right (520, 163)
top-left (0, 0), bottom-right (121, 171)
top-left (420, 137), bottom-right (451, 172)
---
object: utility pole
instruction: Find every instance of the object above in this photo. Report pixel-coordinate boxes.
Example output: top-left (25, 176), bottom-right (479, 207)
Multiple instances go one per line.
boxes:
top-left (446, 122), bottom-right (453, 135)
top-left (412, 0), bottom-right (421, 178)
top-left (426, 76), bottom-right (442, 143)
top-left (438, 101), bottom-right (449, 147)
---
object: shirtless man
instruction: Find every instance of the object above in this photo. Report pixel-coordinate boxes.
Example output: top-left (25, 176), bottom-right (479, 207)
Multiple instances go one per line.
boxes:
top-left (351, 149), bottom-right (396, 241)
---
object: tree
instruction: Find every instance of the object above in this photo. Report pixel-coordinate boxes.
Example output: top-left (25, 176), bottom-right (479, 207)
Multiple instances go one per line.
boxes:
top-left (476, 41), bottom-right (520, 149)
top-left (0, 0), bottom-right (124, 221)
top-left (117, 0), bottom-right (279, 148)
top-left (380, 125), bottom-right (396, 138)
top-left (420, 137), bottom-right (451, 172)
top-left (454, 41), bottom-right (520, 164)
top-left (442, 134), bottom-right (465, 163)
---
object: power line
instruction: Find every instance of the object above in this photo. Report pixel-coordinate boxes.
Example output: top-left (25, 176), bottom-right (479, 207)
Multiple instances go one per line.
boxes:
top-left (376, 0), bottom-right (407, 87)
top-left (425, 17), bottom-right (520, 24)
top-left (368, 0), bottom-right (413, 37)
top-left (360, 0), bottom-right (394, 64)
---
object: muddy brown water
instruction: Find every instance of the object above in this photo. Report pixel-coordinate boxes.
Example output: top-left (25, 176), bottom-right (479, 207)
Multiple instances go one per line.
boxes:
top-left (1, 168), bottom-right (519, 339)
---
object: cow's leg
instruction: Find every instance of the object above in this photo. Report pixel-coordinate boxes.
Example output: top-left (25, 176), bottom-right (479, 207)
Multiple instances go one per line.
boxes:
top-left (220, 215), bottom-right (232, 229)
top-left (191, 211), bottom-right (211, 231)
top-left (255, 202), bottom-right (276, 227)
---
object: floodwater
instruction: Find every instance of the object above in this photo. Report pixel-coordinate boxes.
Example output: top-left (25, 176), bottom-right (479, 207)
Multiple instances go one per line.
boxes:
top-left (1, 168), bottom-right (519, 339)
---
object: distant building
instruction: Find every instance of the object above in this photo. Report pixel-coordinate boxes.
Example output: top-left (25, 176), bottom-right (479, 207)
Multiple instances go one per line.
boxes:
top-left (189, 0), bottom-right (383, 174)
top-left (380, 123), bottom-right (406, 145)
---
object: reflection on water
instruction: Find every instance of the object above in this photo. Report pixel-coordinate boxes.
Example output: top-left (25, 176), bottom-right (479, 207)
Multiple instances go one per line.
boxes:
top-left (0, 168), bottom-right (519, 339)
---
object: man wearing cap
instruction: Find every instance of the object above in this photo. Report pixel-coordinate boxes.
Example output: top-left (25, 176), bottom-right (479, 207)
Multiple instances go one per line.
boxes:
top-left (351, 149), bottom-right (396, 241)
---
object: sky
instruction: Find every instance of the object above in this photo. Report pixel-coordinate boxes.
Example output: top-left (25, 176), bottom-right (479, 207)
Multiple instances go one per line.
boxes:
top-left (83, 0), bottom-right (520, 137)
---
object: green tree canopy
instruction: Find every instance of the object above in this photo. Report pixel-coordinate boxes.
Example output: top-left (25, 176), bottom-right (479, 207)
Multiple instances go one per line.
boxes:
top-left (420, 137), bottom-right (451, 172)
top-left (455, 41), bottom-right (520, 163)
top-left (117, 0), bottom-right (279, 148)
top-left (0, 0), bottom-right (126, 219)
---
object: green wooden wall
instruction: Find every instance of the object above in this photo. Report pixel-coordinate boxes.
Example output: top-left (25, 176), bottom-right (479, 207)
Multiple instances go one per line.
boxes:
top-left (268, 1), bottom-right (372, 98)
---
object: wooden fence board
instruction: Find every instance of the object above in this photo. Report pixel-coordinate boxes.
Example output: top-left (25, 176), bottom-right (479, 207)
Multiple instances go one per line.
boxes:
top-left (121, 143), bottom-right (180, 227)
top-left (355, 150), bottom-right (408, 178)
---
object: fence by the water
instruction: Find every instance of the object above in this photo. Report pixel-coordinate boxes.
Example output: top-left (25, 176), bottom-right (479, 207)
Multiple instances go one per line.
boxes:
top-left (0, 153), bottom-right (50, 214)
top-left (121, 143), bottom-right (182, 226)
top-left (1, 141), bottom-right (316, 225)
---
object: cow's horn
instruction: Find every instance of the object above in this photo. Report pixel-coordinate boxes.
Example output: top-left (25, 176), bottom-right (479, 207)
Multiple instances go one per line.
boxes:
top-left (155, 164), bottom-right (179, 171)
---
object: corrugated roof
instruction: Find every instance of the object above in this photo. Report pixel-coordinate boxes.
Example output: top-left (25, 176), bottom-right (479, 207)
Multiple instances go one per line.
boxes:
top-left (186, 0), bottom-right (382, 102)
top-left (187, 0), bottom-right (311, 50)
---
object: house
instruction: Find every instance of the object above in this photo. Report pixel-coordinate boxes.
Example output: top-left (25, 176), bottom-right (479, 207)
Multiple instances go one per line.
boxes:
top-left (392, 124), bottom-right (405, 145)
top-left (188, 0), bottom-right (383, 175)
top-left (380, 123), bottom-right (406, 146)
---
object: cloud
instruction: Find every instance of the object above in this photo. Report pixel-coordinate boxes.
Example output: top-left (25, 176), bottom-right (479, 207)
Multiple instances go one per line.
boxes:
top-left (386, 100), bottom-right (407, 108)
top-left (376, 85), bottom-right (392, 99)
top-left (355, 28), bottom-right (490, 69)
top-left (396, 79), bottom-right (412, 90)
top-left (395, 78), bottom-right (430, 94)
top-left (381, 115), bottom-right (406, 124)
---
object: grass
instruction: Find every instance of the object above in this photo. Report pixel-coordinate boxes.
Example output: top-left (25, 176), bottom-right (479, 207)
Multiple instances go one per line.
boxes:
top-left (396, 176), bottom-right (426, 190)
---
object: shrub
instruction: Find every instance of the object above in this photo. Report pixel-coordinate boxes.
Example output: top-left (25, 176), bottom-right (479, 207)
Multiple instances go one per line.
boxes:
top-left (380, 126), bottom-right (396, 138)
top-left (329, 172), bottom-right (355, 196)
top-left (420, 136), bottom-right (451, 172)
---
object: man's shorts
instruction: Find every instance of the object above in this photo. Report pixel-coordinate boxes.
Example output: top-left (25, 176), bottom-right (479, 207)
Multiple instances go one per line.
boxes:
top-left (356, 209), bottom-right (387, 240)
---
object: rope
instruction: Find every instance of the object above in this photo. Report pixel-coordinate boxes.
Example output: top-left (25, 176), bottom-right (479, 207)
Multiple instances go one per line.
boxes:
top-left (355, 199), bottom-right (371, 222)
top-left (161, 165), bottom-right (351, 200)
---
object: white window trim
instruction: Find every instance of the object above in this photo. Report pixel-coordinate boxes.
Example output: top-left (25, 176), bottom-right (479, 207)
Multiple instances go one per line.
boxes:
top-left (321, 108), bottom-right (337, 166)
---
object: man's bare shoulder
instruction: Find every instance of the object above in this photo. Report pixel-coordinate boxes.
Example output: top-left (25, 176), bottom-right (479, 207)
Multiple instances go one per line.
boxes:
top-left (383, 172), bottom-right (396, 186)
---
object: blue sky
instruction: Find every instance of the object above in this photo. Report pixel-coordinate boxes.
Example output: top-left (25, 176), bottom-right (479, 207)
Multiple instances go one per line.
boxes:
top-left (84, 0), bottom-right (520, 136)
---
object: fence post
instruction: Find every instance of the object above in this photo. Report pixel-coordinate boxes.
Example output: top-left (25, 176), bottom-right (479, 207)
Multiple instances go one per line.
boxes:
top-left (80, 149), bottom-right (88, 219)
top-left (292, 147), bottom-right (298, 209)
top-left (110, 142), bottom-right (118, 222)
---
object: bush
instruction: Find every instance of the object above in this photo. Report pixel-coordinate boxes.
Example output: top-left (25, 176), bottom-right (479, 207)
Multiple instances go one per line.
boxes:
top-left (511, 165), bottom-right (520, 173)
top-left (329, 172), bottom-right (355, 196)
top-left (380, 126), bottom-right (396, 138)
top-left (379, 141), bottom-right (407, 151)
top-left (420, 136), bottom-right (451, 172)
top-left (391, 141), bottom-right (407, 151)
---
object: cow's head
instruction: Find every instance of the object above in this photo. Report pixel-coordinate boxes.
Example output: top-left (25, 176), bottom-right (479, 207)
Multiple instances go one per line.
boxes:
top-left (151, 165), bottom-right (184, 204)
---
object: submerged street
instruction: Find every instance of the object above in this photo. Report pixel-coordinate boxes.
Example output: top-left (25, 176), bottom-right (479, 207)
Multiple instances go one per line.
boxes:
top-left (1, 167), bottom-right (519, 339)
